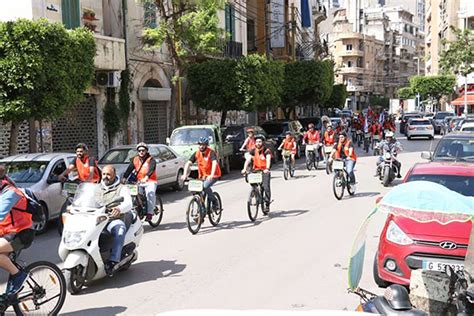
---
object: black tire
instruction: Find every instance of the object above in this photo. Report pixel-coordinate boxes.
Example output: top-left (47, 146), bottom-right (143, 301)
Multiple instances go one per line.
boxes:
top-left (173, 169), bottom-right (185, 191)
top-left (208, 192), bottom-right (222, 226)
top-left (261, 186), bottom-right (269, 215)
top-left (283, 160), bottom-right (289, 180)
top-left (290, 163), bottom-right (295, 177)
top-left (16, 261), bottom-right (67, 315)
top-left (147, 195), bottom-right (164, 228)
top-left (332, 173), bottom-right (345, 200)
top-left (305, 153), bottom-right (312, 171)
top-left (325, 160), bottom-right (331, 175)
top-left (186, 196), bottom-right (203, 235)
top-left (347, 181), bottom-right (355, 196)
top-left (64, 265), bottom-right (85, 295)
top-left (33, 202), bottom-right (49, 235)
top-left (373, 253), bottom-right (390, 288)
top-left (407, 136), bottom-right (411, 140)
top-left (247, 188), bottom-right (259, 222)
top-left (382, 166), bottom-right (391, 187)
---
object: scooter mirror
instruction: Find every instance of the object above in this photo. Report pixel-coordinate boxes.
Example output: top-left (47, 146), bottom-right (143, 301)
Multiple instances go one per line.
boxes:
top-left (106, 197), bottom-right (124, 208)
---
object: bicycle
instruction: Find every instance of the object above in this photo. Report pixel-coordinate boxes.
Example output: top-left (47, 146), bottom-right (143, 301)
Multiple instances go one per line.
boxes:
top-left (245, 171), bottom-right (269, 221)
top-left (0, 251), bottom-right (66, 315)
top-left (185, 180), bottom-right (222, 235)
top-left (281, 149), bottom-right (295, 180)
top-left (323, 145), bottom-right (334, 175)
top-left (305, 143), bottom-right (319, 171)
top-left (331, 159), bottom-right (355, 200)
top-left (363, 132), bottom-right (371, 153)
top-left (126, 182), bottom-right (164, 228)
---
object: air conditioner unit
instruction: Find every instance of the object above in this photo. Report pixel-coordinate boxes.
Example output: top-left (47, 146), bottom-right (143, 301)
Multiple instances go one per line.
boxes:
top-left (96, 72), bottom-right (120, 88)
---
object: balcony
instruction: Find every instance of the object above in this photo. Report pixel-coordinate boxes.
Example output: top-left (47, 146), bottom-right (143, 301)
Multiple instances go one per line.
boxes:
top-left (311, 1), bottom-right (327, 24)
top-left (346, 85), bottom-right (365, 92)
top-left (338, 67), bottom-right (365, 74)
top-left (336, 32), bottom-right (364, 40)
top-left (341, 49), bottom-right (364, 57)
top-left (93, 34), bottom-right (126, 71)
top-left (223, 41), bottom-right (243, 59)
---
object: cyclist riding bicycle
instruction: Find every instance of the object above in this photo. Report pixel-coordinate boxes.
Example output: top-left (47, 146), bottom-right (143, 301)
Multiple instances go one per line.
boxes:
top-left (59, 143), bottom-right (101, 183)
top-left (181, 137), bottom-right (221, 211)
top-left (0, 164), bottom-right (34, 296)
top-left (241, 135), bottom-right (272, 213)
top-left (239, 128), bottom-right (256, 161)
top-left (278, 132), bottom-right (297, 168)
top-left (122, 143), bottom-right (157, 221)
top-left (323, 124), bottom-right (336, 146)
top-left (328, 132), bottom-right (358, 189)
top-left (303, 123), bottom-right (321, 160)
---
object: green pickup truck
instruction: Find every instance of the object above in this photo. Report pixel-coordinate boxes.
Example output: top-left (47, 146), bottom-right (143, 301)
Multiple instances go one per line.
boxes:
top-left (168, 125), bottom-right (234, 174)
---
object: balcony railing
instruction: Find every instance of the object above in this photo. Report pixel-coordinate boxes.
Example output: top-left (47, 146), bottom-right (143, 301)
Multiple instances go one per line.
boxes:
top-left (93, 34), bottom-right (126, 71)
top-left (341, 49), bottom-right (364, 57)
top-left (223, 41), bottom-right (243, 59)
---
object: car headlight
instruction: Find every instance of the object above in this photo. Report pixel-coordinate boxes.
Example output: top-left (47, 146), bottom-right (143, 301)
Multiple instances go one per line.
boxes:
top-left (63, 231), bottom-right (86, 247)
top-left (383, 153), bottom-right (392, 160)
top-left (386, 221), bottom-right (413, 245)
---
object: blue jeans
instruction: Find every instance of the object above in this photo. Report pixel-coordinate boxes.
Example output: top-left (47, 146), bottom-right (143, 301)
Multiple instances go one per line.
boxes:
top-left (344, 159), bottom-right (356, 184)
top-left (203, 178), bottom-right (217, 205)
top-left (107, 219), bottom-right (126, 263)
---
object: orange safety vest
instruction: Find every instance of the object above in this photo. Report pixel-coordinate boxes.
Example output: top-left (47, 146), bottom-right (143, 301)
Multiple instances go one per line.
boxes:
top-left (133, 156), bottom-right (157, 182)
top-left (324, 130), bottom-right (336, 145)
top-left (246, 137), bottom-right (256, 151)
top-left (195, 148), bottom-right (221, 179)
top-left (334, 140), bottom-right (357, 161)
top-left (253, 148), bottom-right (270, 171)
top-left (0, 184), bottom-right (32, 236)
top-left (305, 131), bottom-right (320, 144)
top-left (282, 139), bottom-right (296, 150)
top-left (76, 156), bottom-right (100, 183)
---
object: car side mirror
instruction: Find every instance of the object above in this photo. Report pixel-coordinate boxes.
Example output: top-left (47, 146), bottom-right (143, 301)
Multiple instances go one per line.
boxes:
top-left (420, 151), bottom-right (432, 160)
top-left (166, 137), bottom-right (170, 145)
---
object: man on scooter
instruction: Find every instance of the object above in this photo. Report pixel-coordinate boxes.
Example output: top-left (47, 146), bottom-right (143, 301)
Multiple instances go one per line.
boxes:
top-left (122, 143), bottom-right (157, 221)
top-left (59, 143), bottom-right (101, 183)
top-left (376, 131), bottom-right (403, 178)
top-left (0, 164), bottom-right (34, 296)
top-left (99, 165), bottom-right (132, 276)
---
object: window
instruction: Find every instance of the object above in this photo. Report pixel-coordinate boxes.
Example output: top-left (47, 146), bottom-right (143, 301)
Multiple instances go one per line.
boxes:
top-left (61, 0), bottom-right (81, 29)
top-left (346, 44), bottom-right (353, 50)
top-left (144, 1), bottom-right (157, 28)
top-left (50, 160), bottom-right (67, 178)
top-left (347, 61), bottom-right (352, 67)
top-left (247, 19), bottom-right (256, 51)
top-left (149, 147), bottom-right (160, 159)
top-left (225, 4), bottom-right (236, 41)
top-left (159, 147), bottom-right (176, 161)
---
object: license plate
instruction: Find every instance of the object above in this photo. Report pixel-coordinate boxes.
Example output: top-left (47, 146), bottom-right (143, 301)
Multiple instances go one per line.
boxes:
top-left (332, 160), bottom-right (344, 170)
top-left (324, 146), bottom-right (333, 154)
top-left (126, 184), bottom-right (138, 196)
top-left (63, 182), bottom-right (78, 195)
top-left (422, 260), bottom-right (464, 273)
top-left (247, 173), bottom-right (263, 184)
top-left (417, 127), bottom-right (425, 130)
top-left (188, 180), bottom-right (203, 192)
top-left (306, 145), bottom-right (315, 151)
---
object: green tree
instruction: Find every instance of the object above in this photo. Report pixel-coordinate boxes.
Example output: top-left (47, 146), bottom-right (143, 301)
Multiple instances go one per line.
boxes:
top-left (369, 95), bottom-right (390, 109)
top-left (282, 60), bottom-right (334, 118)
top-left (397, 87), bottom-right (414, 99)
top-left (0, 19), bottom-right (95, 154)
top-left (440, 27), bottom-right (474, 77)
top-left (325, 84), bottom-right (347, 109)
top-left (142, 0), bottom-right (226, 127)
top-left (409, 75), bottom-right (456, 111)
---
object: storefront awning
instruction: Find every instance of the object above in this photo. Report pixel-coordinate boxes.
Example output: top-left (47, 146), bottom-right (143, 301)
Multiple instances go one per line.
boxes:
top-left (451, 94), bottom-right (474, 106)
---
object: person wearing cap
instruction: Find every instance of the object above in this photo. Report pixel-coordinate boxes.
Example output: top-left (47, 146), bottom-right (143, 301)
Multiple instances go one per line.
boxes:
top-left (122, 143), bottom-right (157, 220)
top-left (376, 131), bottom-right (403, 178)
top-left (329, 132), bottom-right (358, 187)
top-left (278, 132), bottom-right (297, 169)
top-left (303, 123), bottom-right (321, 161)
top-left (242, 135), bottom-right (272, 212)
top-left (181, 137), bottom-right (221, 210)
top-left (239, 127), bottom-right (257, 162)
top-left (59, 143), bottom-right (101, 183)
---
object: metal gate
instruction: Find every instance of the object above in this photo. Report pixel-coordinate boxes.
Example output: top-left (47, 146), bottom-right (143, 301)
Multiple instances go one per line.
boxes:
top-left (52, 95), bottom-right (98, 157)
top-left (0, 121), bottom-right (30, 159)
top-left (143, 102), bottom-right (168, 144)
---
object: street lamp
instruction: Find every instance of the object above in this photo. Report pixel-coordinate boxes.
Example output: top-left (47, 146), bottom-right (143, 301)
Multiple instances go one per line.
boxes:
top-left (413, 57), bottom-right (421, 111)
top-left (458, 9), bottom-right (469, 115)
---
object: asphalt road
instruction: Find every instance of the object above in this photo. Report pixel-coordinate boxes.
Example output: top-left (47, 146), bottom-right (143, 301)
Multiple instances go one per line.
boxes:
top-left (4, 132), bottom-right (441, 315)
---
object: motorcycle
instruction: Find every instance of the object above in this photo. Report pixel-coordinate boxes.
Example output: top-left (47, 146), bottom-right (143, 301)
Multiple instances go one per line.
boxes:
top-left (377, 148), bottom-right (399, 187)
top-left (58, 183), bottom-right (143, 294)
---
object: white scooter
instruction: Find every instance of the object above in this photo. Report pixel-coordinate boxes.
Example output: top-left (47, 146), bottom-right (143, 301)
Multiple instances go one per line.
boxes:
top-left (58, 183), bottom-right (144, 294)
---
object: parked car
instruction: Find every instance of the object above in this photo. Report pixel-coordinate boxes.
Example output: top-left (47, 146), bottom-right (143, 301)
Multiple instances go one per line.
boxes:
top-left (260, 120), bottom-right (304, 158)
top-left (400, 112), bottom-right (422, 135)
top-left (447, 117), bottom-right (465, 133)
top-left (167, 125), bottom-right (233, 174)
top-left (432, 111), bottom-right (455, 134)
top-left (222, 125), bottom-right (278, 165)
top-left (374, 161), bottom-right (474, 287)
top-left (423, 112), bottom-right (434, 120)
top-left (421, 132), bottom-right (474, 163)
top-left (405, 118), bottom-right (434, 140)
top-left (460, 122), bottom-right (474, 132)
top-left (298, 117), bottom-right (322, 131)
top-left (0, 153), bottom-right (75, 233)
top-left (458, 117), bottom-right (474, 130)
top-left (99, 144), bottom-right (187, 191)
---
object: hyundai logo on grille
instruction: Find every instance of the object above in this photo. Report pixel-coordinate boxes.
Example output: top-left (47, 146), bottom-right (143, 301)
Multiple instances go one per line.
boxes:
top-left (440, 241), bottom-right (457, 250)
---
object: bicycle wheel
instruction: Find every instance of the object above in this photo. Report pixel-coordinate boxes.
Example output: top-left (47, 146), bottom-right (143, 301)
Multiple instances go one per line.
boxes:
top-left (290, 163), bottom-right (295, 177)
top-left (261, 186), bottom-right (269, 215)
top-left (332, 172), bottom-right (345, 200)
top-left (208, 192), bottom-right (222, 226)
top-left (247, 187), bottom-right (259, 222)
top-left (14, 261), bottom-right (66, 315)
top-left (148, 195), bottom-right (164, 228)
top-left (347, 182), bottom-right (356, 196)
top-left (186, 196), bottom-right (203, 235)
top-left (305, 152), bottom-right (312, 171)
top-left (314, 151), bottom-right (319, 170)
top-left (283, 159), bottom-right (289, 180)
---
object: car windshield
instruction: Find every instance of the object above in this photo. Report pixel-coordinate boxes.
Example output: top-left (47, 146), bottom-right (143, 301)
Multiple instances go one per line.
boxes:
top-left (409, 120), bottom-right (431, 125)
top-left (404, 114), bottom-right (421, 120)
top-left (5, 161), bottom-right (49, 183)
top-left (434, 112), bottom-right (454, 120)
top-left (407, 174), bottom-right (474, 197)
top-left (261, 124), bottom-right (288, 135)
top-left (100, 149), bottom-right (136, 164)
top-left (170, 128), bottom-right (214, 146)
top-left (223, 126), bottom-right (244, 141)
top-left (72, 183), bottom-right (105, 208)
top-left (433, 138), bottom-right (474, 162)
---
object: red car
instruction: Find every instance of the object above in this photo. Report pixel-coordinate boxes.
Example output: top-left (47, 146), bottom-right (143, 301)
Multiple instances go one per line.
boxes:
top-left (374, 162), bottom-right (474, 287)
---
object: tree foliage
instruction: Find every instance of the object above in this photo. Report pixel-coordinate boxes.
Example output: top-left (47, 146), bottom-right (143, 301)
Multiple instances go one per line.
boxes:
top-left (369, 95), bottom-right (390, 109)
top-left (0, 19), bottom-right (95, 122)
top-left (440, 27), bottom-right (474, 76)
top-left (397, 87), bottom-right (414, 99)
top-left (325, 84), bottom-right (347, 109)
top-left (409, 75), bottom-right (456, 102)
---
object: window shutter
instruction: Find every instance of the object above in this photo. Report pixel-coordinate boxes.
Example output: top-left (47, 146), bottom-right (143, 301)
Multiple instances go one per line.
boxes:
top-left (61, 0), bottom-right (71, 29)
top-left (71, 0), bottom-right (80, 29)
top-left (230, 5), bottom-right (235, 41)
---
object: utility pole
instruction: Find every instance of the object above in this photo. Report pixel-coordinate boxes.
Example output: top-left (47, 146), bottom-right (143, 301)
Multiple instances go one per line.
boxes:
top-left (291, 3), bottom-right (296, 61)
top-left (265, 0), bottom-right (271, 60)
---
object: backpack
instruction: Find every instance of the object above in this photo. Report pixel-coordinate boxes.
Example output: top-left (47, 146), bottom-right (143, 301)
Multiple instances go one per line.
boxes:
top-left (18, 188), bottom-right (44, 223)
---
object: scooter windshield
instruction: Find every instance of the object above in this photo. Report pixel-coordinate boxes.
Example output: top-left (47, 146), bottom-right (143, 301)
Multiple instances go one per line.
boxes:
top-left (72, 183), bottom-right (104, 209)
